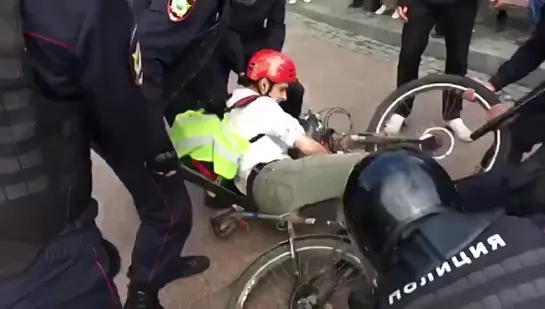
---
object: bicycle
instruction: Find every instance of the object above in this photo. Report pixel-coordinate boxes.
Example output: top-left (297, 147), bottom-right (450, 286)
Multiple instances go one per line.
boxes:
top-left (222, 74), bottom-right (524, 308)
top-left (219, 108), bottom-right (441, 309)
top-left (367, 74), bottom-right (513, 173)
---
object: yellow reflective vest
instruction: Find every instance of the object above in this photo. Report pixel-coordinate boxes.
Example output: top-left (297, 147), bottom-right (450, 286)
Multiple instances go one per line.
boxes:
top-left (170, 109), bottom-right (250, 180)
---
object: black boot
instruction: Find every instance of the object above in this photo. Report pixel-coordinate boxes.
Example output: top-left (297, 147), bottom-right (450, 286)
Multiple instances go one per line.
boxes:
top-left (127, 256), bottom-right (211, 291)
top-left (154, 256), bottom-right (210, 286)
top-left (124, 284), bottom-right (163, 309)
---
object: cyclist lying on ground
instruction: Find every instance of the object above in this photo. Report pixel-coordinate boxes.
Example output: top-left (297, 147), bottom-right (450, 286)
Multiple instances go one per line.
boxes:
top-left (344, 147), bottom-right (545, 309)
top-left (170, 49), bottom-right (366, 214)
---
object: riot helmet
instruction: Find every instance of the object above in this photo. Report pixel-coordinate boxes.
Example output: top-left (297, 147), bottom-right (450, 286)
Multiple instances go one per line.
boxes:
top-left (342, 146), bottom-right (461, 270)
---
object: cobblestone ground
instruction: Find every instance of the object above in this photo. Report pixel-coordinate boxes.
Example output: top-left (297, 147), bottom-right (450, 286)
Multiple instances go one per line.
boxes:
top-left (94, 12), bottom-right (529, 309)
top-left (288, 13), bottom-right (531, 101)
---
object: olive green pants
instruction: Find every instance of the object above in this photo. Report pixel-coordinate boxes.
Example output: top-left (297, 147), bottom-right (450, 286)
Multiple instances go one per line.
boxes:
top-left (251, 153), bottom-right (367, 215)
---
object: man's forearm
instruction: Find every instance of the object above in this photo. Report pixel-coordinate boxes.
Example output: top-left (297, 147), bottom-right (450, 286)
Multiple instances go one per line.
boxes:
top-left (488, 20), bottom-right (545, 90)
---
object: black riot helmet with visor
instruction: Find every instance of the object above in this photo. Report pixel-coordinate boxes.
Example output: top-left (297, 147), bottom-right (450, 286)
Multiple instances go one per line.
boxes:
top-left (342, 146), bottom-right (462, 272)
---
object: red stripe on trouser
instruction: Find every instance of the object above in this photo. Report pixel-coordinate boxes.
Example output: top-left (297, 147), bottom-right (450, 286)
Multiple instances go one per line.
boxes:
top-left (147, 175), bottom-right (175, 282)
top-left (92, 246), bottom-right (120, 308)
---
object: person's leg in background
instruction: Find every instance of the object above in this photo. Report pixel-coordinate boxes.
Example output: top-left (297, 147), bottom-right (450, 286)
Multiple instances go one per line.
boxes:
top-left (375, 0), bottom-right (401, 18)
top-left (94, 150), bottom-right (208, 309)
top-left (384, 0), bottom-right (435, 135)
top-left (496, 9), bottom-right (508, 33)
top-left (0, 212), bottom-right (122, 309)
top-left (348, 0), bottom-right (363, 8)
top-left (439, 0), bottom-right (478, 142)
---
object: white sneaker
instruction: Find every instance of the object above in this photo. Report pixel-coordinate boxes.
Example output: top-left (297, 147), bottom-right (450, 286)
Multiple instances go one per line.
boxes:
top-left (391, 9), bottom-right (400, 19)
top-left (288, 0), bottom-right (297, 4)
top-left (303, 0), bottom-right (312, 3)
top-left (374, 5), bottom-right (389, 15)
top-left (384, 114), bottom-right (406, 135)
top-left (446, 118), bottom-right (472, 142)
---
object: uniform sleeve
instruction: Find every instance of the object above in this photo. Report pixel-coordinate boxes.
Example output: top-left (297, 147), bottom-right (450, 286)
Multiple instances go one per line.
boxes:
top-left (261, 100), bottom-right (305, 147)
top-left (265, 0), bottom-right (286, 51)
top-left (488, 19), bottom-right (545, 91)
top-left (76, 0), bottom-right (168, 160)
top-left (21, 0), bottom-right (83, 99)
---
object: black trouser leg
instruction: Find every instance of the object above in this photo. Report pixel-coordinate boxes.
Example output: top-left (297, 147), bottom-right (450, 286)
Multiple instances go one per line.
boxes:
top-left (439, 0), bottom-right (478, 120)
top-left (349, 0), bottom-right (363, 8)
top-left (94, 149), bottom-right (193, 289)
top-left (283, 80), bottom-right (305, 118)
top-left (395, 0), bottom-right (435, 117)
top-left (396, 0), bottom-right (476, 120)
top-left (0, 225), bottom-right (121, 309)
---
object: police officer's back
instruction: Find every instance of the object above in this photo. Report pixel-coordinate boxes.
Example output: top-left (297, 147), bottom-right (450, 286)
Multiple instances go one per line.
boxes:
top-left (0, 0), bottom-right (153, 307)
top-left (343, 147), bottom-right (545, 309)
top-left (136, 0), bottom-right (230, 111)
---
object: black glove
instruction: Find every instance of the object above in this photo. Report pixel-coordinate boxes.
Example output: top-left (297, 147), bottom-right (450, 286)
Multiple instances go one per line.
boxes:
top-left (146, 150), bottom-right (179, 176)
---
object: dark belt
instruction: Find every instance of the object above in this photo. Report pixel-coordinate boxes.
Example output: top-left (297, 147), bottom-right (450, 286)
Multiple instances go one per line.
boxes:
top-left (246, 161), bottom-right (274, 199)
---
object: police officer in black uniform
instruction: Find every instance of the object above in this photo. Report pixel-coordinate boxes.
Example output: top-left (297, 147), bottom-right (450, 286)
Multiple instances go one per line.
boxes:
top-left (97, 1), bottom-right (231, 308)
top-left (136, 0), bottom-right (232, 121)
top-left (466, 10), bottom-right (545, 164)
top-left (0, 0), bottom-right (160, 307)
top-left (219, 0), bottom-right (305, 118)
top-left (343, 147), bottom-right (545, 309)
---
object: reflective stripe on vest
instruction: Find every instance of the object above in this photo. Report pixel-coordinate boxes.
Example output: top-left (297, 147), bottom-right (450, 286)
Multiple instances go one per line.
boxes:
top-left (170, 110), bottom-right (249, 179)
top-left (173, 136), bottom-right (240, 163)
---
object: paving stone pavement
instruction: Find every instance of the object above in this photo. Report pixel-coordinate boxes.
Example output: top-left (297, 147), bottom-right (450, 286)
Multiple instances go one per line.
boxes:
top-left (287, 12), bottom-right (532, 101)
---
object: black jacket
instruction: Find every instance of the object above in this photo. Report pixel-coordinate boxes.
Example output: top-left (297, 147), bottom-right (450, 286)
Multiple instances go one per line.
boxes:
top-left (489, 17), bottom-right (545, 92)
top-left (222, 0), bottom-right (286, 73)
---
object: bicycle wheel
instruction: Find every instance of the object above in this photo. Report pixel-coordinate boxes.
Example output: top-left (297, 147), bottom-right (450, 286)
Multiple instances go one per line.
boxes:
top-left (367, 74), bottom-right (511, 175)
top-left (226, 235), bottom-right (376, 309)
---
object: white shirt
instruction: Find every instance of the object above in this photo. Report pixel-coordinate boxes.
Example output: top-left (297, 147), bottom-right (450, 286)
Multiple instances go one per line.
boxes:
top-left (225, 88), bottom-right (306, 194)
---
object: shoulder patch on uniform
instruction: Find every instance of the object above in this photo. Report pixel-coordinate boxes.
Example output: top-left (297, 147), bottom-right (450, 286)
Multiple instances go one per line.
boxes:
top-left (130, 26), bottom-right (143, 85)
top-left (168, 0), bottom-right (197, 22)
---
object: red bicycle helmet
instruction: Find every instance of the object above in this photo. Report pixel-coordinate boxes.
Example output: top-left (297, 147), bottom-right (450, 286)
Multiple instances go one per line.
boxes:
top-left (246, 49), bottom-right (297, 84)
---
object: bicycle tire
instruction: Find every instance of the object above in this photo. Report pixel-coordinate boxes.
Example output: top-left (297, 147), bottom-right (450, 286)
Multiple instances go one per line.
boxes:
top-left (226, 235), bottom-right (375, 309)
top-left (366, 74), bottom-right (512, 172)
